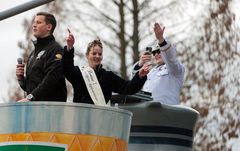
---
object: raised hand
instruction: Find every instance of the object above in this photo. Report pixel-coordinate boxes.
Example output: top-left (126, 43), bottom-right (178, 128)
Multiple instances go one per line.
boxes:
top-left (66, 28), bottom-right (75, 49)
top-left (154, 23), bottom-right (165, 43)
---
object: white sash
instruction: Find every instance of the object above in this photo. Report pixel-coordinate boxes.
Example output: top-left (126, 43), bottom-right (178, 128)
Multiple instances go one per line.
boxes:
top-left (80, 65), bottom-right (109, 106)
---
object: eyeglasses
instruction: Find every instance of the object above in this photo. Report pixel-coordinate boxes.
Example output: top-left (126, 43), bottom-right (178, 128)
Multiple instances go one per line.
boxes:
top-left (152, 49), bottom-right (160, 56)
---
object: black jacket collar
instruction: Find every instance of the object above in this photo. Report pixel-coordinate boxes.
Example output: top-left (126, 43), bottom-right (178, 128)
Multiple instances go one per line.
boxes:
top-left (32, 35), bottom-right (55, 47)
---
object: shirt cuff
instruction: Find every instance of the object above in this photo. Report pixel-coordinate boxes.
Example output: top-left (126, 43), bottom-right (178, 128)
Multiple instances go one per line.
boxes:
top-left (159, 42), bottom-right (171, 52)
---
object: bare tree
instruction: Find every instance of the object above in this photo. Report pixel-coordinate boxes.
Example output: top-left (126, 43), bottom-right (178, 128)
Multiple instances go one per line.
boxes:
top-left (56, 0), bottom-right (186, 78)
top-left (179, 0), bottom-right (240, 150)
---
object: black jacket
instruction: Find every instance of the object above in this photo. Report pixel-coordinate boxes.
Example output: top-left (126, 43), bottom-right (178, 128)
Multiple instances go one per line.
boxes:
top-left (20, 35), bottom-right (67, 101)
top-left (62, 48), bottom-right (147, 104)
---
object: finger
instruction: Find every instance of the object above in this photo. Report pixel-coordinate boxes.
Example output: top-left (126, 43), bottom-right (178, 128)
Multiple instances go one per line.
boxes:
top-left (16, 64), bottom-right (23, 67)
top-left (162, 26), bottom-right (165, 32)
top-left (154, 22), bottom-right (160, 28)
top-left (68, 34), bottom-right (74, 41)
top-left (67, 36), bottom-right (73, 41)
top-left (67, 28), bottom-right (71, 34)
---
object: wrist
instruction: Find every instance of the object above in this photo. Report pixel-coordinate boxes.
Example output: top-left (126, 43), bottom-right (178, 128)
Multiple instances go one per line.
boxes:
top-left (157, 37), bottom-right (164, 44)
top-left (159, 39), bottom-right (167, 47)
top-left (17, 76), bottom-right (23, 81)
top-left (67, 45), bottom-right (73, 51)
top-left (138, 62), bottom-right (143, 66)
top-left (26, 94), bottom-right (34, 101)
top-left (159, 42), bottom-right (171, 52)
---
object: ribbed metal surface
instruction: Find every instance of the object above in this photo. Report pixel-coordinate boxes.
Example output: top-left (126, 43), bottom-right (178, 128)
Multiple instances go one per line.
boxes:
top-left (120, 102), bottom-right (199, 151)
top-left (0, 102), bottom-right (132, 141)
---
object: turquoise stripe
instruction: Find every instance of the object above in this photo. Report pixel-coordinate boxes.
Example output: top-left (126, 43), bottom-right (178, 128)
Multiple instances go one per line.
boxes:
top-left (0, 145), bottom-right (65, 151)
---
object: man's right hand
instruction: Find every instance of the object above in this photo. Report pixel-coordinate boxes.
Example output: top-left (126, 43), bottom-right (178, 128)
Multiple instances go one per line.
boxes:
top-left (138, 51), bottom-right (152, 66)
top-left (16, 64), bottom-right (25, 80)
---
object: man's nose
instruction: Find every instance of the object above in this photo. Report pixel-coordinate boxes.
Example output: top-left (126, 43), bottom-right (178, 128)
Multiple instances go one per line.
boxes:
top-left (32, 22), bottom-right (36, 27)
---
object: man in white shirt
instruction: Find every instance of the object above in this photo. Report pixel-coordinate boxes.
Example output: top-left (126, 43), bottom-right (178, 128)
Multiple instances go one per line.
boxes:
top-left (132, 22), bottom-right (185, 105)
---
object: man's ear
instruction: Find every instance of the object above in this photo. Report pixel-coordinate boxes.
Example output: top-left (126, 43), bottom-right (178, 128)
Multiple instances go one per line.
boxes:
top-left (46, 24), bottom-right (53, 32)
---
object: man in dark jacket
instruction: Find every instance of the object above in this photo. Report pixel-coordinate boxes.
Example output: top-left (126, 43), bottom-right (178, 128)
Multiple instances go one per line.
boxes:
top-left (16, 12), bottom-right (67, 102)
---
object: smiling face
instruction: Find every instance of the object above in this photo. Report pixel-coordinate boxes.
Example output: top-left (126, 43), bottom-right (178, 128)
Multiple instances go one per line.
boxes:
top-left (152, 50), bottom-right (164, 65)
top-left (86, 44), bottom-right (103, 69)
top-left (86, 40), bottom-right (103, 69)
top-left (32, 15), bottom-right (52, 38)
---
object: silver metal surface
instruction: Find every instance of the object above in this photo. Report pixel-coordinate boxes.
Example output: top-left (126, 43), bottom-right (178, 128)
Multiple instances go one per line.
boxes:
top-left (0, 102), bottom-right (132, 141)
top-left (120, 102), bottom-right (199, 151)
top-left (0, 0), bottom-right (55, 21)
top-left (128, 144), bottom-right (192, 151)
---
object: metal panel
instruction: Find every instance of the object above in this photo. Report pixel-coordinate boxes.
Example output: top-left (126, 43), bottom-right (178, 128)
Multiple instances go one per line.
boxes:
top-left (0, 0), bottom-right (55, 21)
top-left (0, 102), bottom-right (132, 141)
top-left (120, 102), bottom-right (199, 151)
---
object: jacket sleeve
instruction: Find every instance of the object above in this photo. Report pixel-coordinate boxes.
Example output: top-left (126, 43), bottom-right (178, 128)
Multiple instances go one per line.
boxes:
top-left (160, 42), bottom-right (185, 77)
top-left (110, 71), bottom-right (147, 95)
top-left (62, 46), bottom-right (86, 102)
top-left (18, 78), bottom-right (26, 91)
top-left (131, 62), bottom-right (143, 78)
top-left (30, 44), bottom-right (65, 100)
top-left (62, 46), bottom-right (83, 86)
